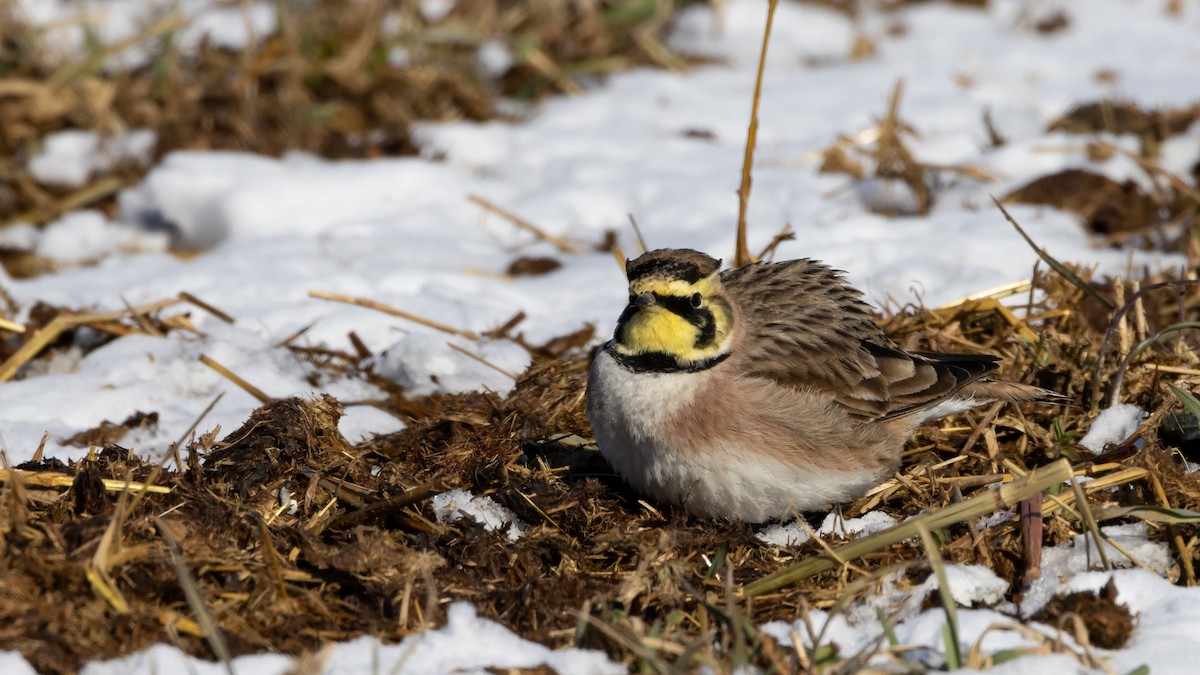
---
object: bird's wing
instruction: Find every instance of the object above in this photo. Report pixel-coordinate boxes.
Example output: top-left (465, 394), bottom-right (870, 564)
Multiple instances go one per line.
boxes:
top-left (721, 259), bottom-right (1000, 420)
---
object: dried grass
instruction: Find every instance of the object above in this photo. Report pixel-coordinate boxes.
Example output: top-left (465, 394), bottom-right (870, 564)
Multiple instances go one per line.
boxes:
top-left (1, 258), bottom-right (1199, 672)
top-left (0, 0), bottom-right (700, 253)
top-left (2, 2), bottom-right (1200, 672)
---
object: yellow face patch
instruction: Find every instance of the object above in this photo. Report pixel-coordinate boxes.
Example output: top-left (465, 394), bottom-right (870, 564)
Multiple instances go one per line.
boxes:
top-left (614, 274), bottom-right (733, 366)
top-left (618, 305), bottom-right (699, 355)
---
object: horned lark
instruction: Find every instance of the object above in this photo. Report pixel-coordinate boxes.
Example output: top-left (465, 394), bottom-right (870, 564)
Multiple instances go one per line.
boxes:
top-left (585, 248), bottom-right (1064, 522)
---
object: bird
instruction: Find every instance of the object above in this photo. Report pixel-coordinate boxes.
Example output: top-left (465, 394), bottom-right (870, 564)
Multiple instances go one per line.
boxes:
top-left (585, 248), bottom-right (1065, 523)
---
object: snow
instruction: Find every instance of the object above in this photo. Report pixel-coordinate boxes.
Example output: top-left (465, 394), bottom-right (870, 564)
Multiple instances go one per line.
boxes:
top-left (1079, 404), bottom-right (1146, 452)
top-left (1021, 523), bottom-right (1174, 617)
top-left (431, 488), bottom-right (528, 541)
top-left (78, 603), bottom-right (622, 674)
top-left (37, 210), bottom-right (168, 263)
top-left (0, 652), bottom-right (37, 675)
top-left (373, 334), bottom-right (529, 398)
top-left (15, 1), bottom-right (276, 69)
top-left (4, 0), bottom-right (1200, 672)
top-left (28, 129), bottom-right (156, 188)
top-left (758, 510), bottom-right (898, 546)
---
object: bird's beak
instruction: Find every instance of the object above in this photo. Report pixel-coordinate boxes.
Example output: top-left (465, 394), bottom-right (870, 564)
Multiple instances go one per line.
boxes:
top-left (634, 292), bottom-right (656, 308)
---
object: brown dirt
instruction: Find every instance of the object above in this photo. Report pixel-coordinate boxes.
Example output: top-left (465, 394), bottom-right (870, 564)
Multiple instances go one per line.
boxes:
top-left (1005, 169), bottom-right (1160, 238)
top-left (1032, 578), bottom-right (1135, 650)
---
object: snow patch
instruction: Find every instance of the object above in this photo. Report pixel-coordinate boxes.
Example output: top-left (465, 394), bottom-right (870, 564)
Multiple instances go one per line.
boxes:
top-left (72, 603), bottom-right (621, 674)
top-left (29, 129), bottom-right (156, 188)
top-left (431, 489), bottom-right (528, 541)
top-left (758, 510), bottom-right (898, 546)
top-left (1021, 523), bottom-right (1173, 617)
top-left (1079, 404), bottom-right (1145, 452)
top-left (37, 211), bottom-right (168, 263)
top-left (374, 334), bottom-right (529, 398)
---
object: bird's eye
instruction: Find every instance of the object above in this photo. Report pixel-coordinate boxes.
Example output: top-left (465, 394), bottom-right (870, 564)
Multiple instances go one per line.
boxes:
top-left (690, 293), bottom-right (703, 309)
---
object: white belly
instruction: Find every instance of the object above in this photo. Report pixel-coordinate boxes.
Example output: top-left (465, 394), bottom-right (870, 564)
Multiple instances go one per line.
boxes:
top-left (586, 347), bottom-right (882, 522)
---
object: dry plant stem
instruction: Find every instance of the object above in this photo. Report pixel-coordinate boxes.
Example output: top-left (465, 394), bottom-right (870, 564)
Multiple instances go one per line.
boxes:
top-left (1096, 139), bottom-right (1200, 205)
top-left (155, 517), bottom-right (235, 674)
top-left (198, 354), bottom-right (273, 404)
top-left (446, 341), bottom-right (518, 379)
top-left (121, 296), bottom-right (164, 338)
top-left (1107, 321), bottom-right (1200, 405)
top-left (1020, 492), bottom-right (1043, 591)
top-left (1147, 473), bottom-right (1197, 585)
top-left (610, 245), bottom-right (628, 274)
top-left (523, 48), bottom-right (584, 95)
top-left (934, 280), bottom-right (1032, 311)
top-left (0, 317), bottom-right (24, 334)
top-left (0, 297), bottom-right (181, 382)
top-left (31, 431), bottom-right (48, 463)
top-left (467, 194), bottom-right (582, 254)
top-left (179, 291), bottom-right (237, 324)
top-left (745, 459), bottom-right (1073, 596)
top-left (308, 290), bottom-right (482, 340)
top-left (1093, 278), bottom-right (1200, 403)
top-left (326, 482), bottom-right (446, 530)
top-left (1114, 278), bottom-right (1130, 361)
top-left (0, 469), bottom-right (170, 494)
top-left (255, 515), bottom-right (289, 600)
top-left (88, 477), bottom-right (133, 613)
top-left (627, 214), bottom-right (649, 255)
top-left (165, 391), bottom-right (225, 472)
top-left (7, 176), bottom-right (124, 228)
top-left (1069, 474), bottom-right (1112, 571)
top-left (45, 15), bottom-right (190, 91)
top-left (756, 222), bottom-right (795, 261)
top-left (733, 0), bottom-right (778, 268)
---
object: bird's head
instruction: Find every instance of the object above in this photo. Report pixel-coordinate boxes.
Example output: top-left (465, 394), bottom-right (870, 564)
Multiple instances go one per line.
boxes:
top-left (612, 248), bottom-right (735, 372)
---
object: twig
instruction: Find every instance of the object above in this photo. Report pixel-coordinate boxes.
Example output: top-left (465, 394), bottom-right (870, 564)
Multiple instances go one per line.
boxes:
top-left (0, 297), bottom-right (182, 382)
top-left (756, 222), bottom-right (794, 261)
top-left (446, 341), bottom-right (518, 380)
top-left (745, 459), bottom-right (1073, 596)
top-left (308, 290), bottom-right (482, 340)
top-left (0, 469), bottom-right (171, 494)
top-left (198, 355), bottom-right (273, 404)
top-left (0, 317), bottom-right (25, 334)
top-left (733, 0), bottom-right (779, 267)
top-left (627, 214), bottom-right (649, 255)
top-left (1020, 493), bottom-right (1043, 591)
top-left (155, 516), bottom-right (235, 675)
top-left (179, 291), bottom-right (236, 324)
top-left (468, 194), bottom-right (582, 254)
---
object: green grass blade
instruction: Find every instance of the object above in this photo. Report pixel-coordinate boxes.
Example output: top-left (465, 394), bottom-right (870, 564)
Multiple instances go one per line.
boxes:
top-left (991, 196), bottom-right (1114, 310)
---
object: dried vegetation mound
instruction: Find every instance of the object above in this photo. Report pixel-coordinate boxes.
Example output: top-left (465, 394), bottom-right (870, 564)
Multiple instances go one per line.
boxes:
top-left (0, 0), bottom-right (695, 243)
top-left (3, 263), bottom-right (1200, 672)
